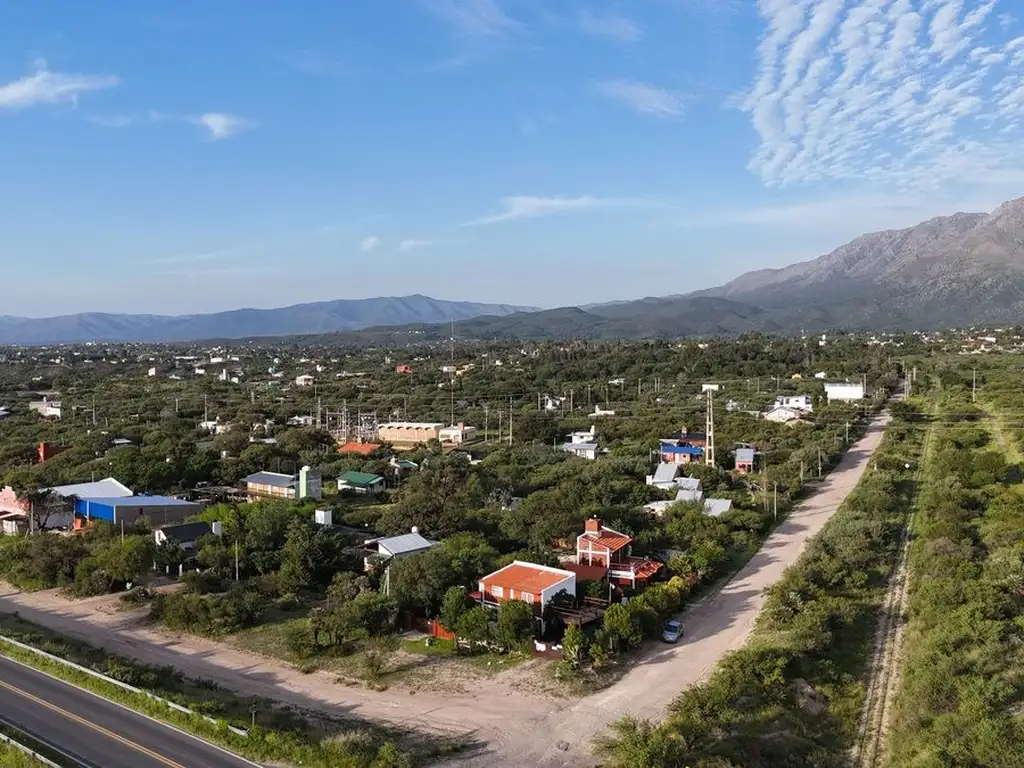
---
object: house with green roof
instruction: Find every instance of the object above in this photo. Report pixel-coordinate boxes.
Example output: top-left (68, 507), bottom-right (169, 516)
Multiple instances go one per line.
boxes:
top-left (337, 471), bottom-right (386, 496)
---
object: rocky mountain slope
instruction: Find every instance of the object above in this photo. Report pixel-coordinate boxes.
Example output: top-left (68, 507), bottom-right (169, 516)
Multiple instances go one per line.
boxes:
top-left (0, 295), bottom-right (534, 344)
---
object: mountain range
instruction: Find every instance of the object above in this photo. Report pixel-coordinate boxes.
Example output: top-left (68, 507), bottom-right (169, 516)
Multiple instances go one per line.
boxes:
top-left (5, 196), bottom-right (1024, 344)
top-left (0, 296), bottom-right (534, 344)
top-left (437, 195), bottom-right (1024, 340)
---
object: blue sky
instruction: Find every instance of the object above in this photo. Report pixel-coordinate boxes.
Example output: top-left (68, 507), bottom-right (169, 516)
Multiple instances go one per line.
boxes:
top-left (2, 0), bottom-right (1024, 316)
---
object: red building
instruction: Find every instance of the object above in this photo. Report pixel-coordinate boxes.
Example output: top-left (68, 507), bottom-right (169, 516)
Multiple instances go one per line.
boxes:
top-left (576, 518), bottom-right (662, 589)
top-left (395, 365), bottom-right (413, 374)
top-left (37, 442), bottom-right (69, 463)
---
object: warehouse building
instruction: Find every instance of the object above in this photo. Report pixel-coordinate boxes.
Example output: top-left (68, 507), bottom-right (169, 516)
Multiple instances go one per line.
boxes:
top-left (75, 496), bottom-right (202, 527)
top-left (377, 422), bottom-right (445, 445)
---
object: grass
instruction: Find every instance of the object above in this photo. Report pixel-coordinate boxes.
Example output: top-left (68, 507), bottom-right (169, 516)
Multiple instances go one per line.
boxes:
top-left (0, 613), bottom-right (458, 767)
top-left (0, 744), bottom-right (40, 768)
top-left (0, 720), bottom-right (67, 768)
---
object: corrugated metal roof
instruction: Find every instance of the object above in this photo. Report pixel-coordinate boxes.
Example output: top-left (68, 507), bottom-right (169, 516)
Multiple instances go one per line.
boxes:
top-left (368, 532), bottom-right (438, 556)
top-left (48, 478), bottom-right (133, 498)
top-left (675, 489), bottom-right (704, 502)
top-left (703, 498), bottom-right (733, 518)
top-left (243, 471), bottom-right (295, 488)
top-left (677, 477), bottom-right (702, 492)
top-left (652, 463), bottom-right (679, 484)
top-left (661, 444), bottom-right (703, 456)
top-left (80, 496), bottom-right (200, 508)
top-left (340, 471), bottom-right (384, 487)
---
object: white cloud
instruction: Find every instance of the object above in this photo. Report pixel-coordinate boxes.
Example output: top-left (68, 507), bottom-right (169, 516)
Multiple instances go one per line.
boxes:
top-left (465, 195), bottom-right (606, 225)
top-left (399, 239), bottom-right (433, 251)
top-left (156, 246), bottom-right (244, 264)
top-left (360, 236), bottom-right (381, 252)
top-left (578, 10), bottom-right (642, 44)
top-left (420, 0), bottom-right (518, 37)
top-left (743, 0), bottom-right (1024, 189)
top-left (0, 62), bottom-right (117, 110)
top-left (191, 112), bottom-right (252, 140)
top-left (595, 79), bottom-right (686, 119)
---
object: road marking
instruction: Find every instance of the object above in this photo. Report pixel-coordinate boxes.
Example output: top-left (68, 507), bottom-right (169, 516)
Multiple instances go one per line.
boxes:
top-left (0, 679), bottom-right (186, 768)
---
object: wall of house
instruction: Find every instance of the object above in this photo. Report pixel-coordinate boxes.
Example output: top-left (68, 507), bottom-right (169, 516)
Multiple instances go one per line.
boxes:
top-left (539, 575), bottom-right (576, 607)
top-left (246, 482), bottom-right (295, 499)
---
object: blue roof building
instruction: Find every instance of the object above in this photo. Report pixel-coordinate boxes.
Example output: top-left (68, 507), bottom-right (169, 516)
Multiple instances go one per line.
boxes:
top-left (75, 496), bottom-right (202, 526)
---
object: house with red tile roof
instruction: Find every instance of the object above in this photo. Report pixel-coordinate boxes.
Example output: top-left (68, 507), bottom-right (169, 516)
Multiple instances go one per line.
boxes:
top-left (477, 561), bottom-right (576, 612)
top-left (576, 518), bottom-right (663, 589)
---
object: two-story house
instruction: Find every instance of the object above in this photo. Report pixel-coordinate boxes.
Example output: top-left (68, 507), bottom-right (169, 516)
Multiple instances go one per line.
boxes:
top-left (576, 518), bottom-right (662, 589)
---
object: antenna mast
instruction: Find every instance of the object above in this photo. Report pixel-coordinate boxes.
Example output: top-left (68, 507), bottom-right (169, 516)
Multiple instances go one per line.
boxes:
top-left (705, 389), bottom-right (716, 467)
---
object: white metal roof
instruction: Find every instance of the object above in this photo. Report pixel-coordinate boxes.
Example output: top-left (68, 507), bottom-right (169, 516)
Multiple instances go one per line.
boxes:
top-left (367, 532), bottom-right (439, 556)
top-left (47, 477), bottom-right (133, 498)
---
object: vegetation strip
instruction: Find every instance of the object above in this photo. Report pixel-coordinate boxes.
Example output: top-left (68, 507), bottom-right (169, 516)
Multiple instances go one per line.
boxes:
top-left (595, 397), bottom-right (927, 767)
top-left (0, 616), bottom-right (418, 768)
top-left (886, 367), bottom-right (1024, 767)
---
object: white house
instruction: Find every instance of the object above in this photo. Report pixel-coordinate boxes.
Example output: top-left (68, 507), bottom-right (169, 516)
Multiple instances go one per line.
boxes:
top-left (563, 426), bottom-right (599, 460)
top-left (764, 405), bottom-right (809, 423)
top-left (775, 394), bottom-right (814, 412)
top-left (439, 423), bottom-right (478, 444)
top-left (295, 375), bottom-right (315, 387)
top-left (825, 382), bottom-right (865, 402)
top-left (646, 463), bottom-right (680, 488)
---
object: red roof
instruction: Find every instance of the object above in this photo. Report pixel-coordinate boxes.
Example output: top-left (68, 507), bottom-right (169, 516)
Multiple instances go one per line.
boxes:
top-left (630, 558), bottom-right (663, 581)
top-left (337, 442), bottom-right (380, 456)
top-left (580, 525), bottom-right (632, 553)
top-left (561, 562), bottom-right (609, 582)
top-left (482, 562), bottom-right (575, 594)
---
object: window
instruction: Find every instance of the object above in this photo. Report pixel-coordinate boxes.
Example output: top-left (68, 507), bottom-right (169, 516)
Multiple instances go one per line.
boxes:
top-left (492, 586), bottom-right (503, 598)
top-left (521, 592), bottom-right (534, 602)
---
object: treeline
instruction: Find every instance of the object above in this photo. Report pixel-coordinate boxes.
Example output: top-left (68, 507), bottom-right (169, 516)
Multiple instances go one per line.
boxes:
top-left (595, 403), bottom-right (926, 767)
top-left (886, 391), bottom-right (1024, 766)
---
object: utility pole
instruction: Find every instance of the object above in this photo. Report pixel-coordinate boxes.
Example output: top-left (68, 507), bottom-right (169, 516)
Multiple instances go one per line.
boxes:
top-left (800, 460), bottom-right (805, 484)
top-left (773, 482), bottom-right (778, 522)
top-left (845, 421), bottom-right (850, 443)
top-left (569, 390), bottom-right (574, 412)
top-left (498, 410), bottom-right (503, 445)
top-left (483, 404), bottom-right (489, 443)
top-left (234, 539), bottom-right (240, 582)
top-left (705, 389), bottom-right (716, 467)
top-left (587, 384), bottom-right (592, 407)
top-left (818, 447), bottom-right (823, 478)
top-left (972, 368), bottom-right (977, 402)
top-left (508, 396), bottom-right (513, 447)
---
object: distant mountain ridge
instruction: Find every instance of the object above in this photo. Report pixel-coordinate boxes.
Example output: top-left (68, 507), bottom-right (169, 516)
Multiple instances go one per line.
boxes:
top-left (0, 295), bottom-right (535, 344)
top-left (432, 195), bottom-right (1024, 340)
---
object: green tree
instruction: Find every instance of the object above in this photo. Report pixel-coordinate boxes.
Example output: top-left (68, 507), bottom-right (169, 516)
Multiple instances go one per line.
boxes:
top-left (562, 623), bottom-right (588, 667)
top-left (494, 599), bottom-right (535, 651)
top-left (278, 519), bottom-right (314, 594)
top-left (440, 586), bottom-right (471, 634)
top-left (455, 606), bottom-right (492, 649)
top-left (602, 603), bottom-right (643, 652)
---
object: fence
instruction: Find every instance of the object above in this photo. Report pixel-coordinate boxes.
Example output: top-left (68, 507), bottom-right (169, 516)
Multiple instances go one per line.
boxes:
top-left (0, 718), bottom-right (63, 767)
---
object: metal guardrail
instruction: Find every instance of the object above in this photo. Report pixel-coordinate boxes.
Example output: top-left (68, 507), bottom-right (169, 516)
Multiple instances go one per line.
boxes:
top-left (0, 634), bottom-right (249, 738)
top-left (0, 719), bottom-right (64, 767)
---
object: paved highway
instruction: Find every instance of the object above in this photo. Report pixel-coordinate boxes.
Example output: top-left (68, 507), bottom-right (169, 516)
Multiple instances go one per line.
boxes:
top-left (0, 655), bottom-right (259, 768)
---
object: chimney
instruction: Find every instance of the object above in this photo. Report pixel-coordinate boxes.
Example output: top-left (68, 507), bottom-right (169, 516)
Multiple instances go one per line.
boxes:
top-left (585, 517), bottom-right (602, 533)
top-left (411, 525), bottom-right (419, 535)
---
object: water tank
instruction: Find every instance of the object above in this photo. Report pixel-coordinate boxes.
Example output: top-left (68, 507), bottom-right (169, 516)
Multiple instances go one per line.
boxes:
top-left (315, 509), bottom-right (332, 527)
top-left (411, 526), bottom-right (419, 534)
top-left (211, 521), bottom-right (223, 536)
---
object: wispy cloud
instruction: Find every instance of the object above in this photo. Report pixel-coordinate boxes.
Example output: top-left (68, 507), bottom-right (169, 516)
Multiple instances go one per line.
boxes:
top-left (465, 195), bottom-right (606, 225)
top-left (595, 79), bottom-right (686, 119)
top-left (0, 61), bottom-right (117, 110)
top-left (360, 236), bottom-right (381, 252)
top-left (578, 10), bottom-right (642, 44)
top-left (399, 239), bottom-right (433, 251)
top-left (742, 0), bottom-right (1024, 189)
top-left (420, 0), bottom-right (518, 38)
top-left (282, 49), bottom-right (350, 78)
top-left (190, 112), bottom-right (253, 140)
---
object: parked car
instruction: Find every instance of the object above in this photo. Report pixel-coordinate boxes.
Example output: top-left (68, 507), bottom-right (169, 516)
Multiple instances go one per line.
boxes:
top-left (661, 619), bottom-right (683, 643)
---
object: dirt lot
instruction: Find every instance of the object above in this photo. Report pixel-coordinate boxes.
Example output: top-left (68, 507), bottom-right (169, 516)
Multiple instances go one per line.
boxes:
top-left (0, 411), bottom-right (889, 767)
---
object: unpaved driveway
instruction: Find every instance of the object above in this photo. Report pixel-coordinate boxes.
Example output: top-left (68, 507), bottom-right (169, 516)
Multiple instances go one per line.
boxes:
top-left (0, 412), bottom-right (889, 767)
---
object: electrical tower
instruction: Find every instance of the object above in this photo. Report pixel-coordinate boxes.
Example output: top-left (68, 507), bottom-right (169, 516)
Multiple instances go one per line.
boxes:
top-left (357, 411), bottom-right (379, 444)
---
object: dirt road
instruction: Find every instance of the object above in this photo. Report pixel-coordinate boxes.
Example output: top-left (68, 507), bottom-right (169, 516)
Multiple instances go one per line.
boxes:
top-left (0, 411), bottom-right (890, 767)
